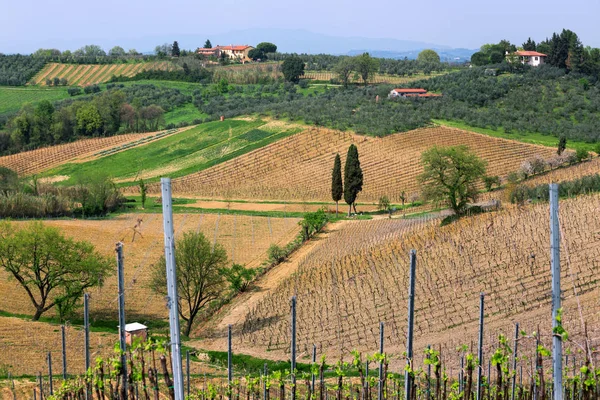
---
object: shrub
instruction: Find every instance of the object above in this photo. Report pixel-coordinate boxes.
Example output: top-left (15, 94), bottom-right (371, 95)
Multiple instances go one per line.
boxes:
top-left (576, 148), bottom-right (590, 162)
top-left (221, 263), bottom-right (256, 293)
top-left (67, 87), bottom-right (82, 96)
top-left (483, 176), bottom-right (501, 191)
top-left (268, 244), bottom-right (287, 265)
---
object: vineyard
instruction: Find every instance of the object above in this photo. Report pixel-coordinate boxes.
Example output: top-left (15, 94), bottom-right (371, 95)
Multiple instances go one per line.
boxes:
top-left (0, 129), bottom-right (183, 176)
top-left (0, 213), bottom-right (301, 322)
top-left (30, 61), bottom-right (178, 86)
top-left (140, 125), bottom-right (556, 203)
top-left (45, 119), bottom-right (302, 186)
top-left (301, 71), bottom-right (443, 84)
top-left (195, 194), bottom-right (600, 375)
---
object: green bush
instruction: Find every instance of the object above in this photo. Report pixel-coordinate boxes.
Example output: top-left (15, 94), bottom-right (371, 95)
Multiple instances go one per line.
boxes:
top-left (576, 148), bottom-right (590, 162)
top-left (267, 244), bottom-right (287, 265)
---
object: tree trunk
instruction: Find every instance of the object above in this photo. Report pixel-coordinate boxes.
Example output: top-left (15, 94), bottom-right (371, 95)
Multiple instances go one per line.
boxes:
top-left (184, 319), bottom-right (192, 337)
top-left (353, 202), bottom-right (358, 214)
top-left (336, 201), bottom-right (338, 216)
top-left (32, 308), bottom-right (44, 321)
top-left (348, 204), bottom-right (352, 217)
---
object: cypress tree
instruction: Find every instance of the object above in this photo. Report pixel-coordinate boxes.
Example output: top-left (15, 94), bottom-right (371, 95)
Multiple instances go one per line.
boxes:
top-left (172, 41), bottom-right (180, 57)
top-left (557, 136), bottom-right (567, 155)
top-left (343, 144), bottom-right (363, 216)
top-left (331, 153), bottom-right (343, 216)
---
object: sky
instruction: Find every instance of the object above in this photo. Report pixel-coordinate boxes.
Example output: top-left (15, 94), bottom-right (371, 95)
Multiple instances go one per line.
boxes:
top-left (1, 0), bottom-right (599, 54)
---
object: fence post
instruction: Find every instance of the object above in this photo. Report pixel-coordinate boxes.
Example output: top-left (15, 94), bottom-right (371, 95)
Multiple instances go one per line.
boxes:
top-left (511, 323), bottom-right (519, 400)
top-left (550, 183), bottom-right (563, 400)
top-left (47, 352), bottom-right (53, 395)
top-left (378, 322), bottom-right (384, 400)
top-left (228, 324), bottom-right (233, 387)
top-left (312, 344), bottom-right (317, 395)
top-left (426, 345), bottom-right (431, 400)
top-left (161, 177), bottom-right (185, 400)
top-left (38, 372), bottom-right (44, 400)
top-left (61, 325), bottom-right (67, 379)
top-left (405, 250), bottom-right (416, 400)
top-left (84, 293), bottom-right (91, 400)
top-left (291, 296), bottom-right (297, 400)
top-left (116, 242), bottom-right (128, 399)
top-left (187, 350), bottom-right (191, 398)
top-left (476, 293), bottom-right (485, 400)
top-left (263, 363), bottom-right (268, 400)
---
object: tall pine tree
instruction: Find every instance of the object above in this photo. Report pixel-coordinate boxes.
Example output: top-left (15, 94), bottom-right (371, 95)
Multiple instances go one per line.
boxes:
top-left (343, 144), bottom-right (363, 216)
top-left (331, 153), bottom-right (343, 216)
top-left (204, 39), bottom-right (212, 49)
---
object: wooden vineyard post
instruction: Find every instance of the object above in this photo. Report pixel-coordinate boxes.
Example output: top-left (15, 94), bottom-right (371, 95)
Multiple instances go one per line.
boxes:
top-left (116, 242), bottom-right (128, 399)
top-left (84, 293), bottom-right (91, 400)
top-left (476, 293), bottom-right (485, 400)
top-left (228, 324), bottom-right (233, 388)
top-left (378, 322), bottom-right (384, 400)
top-left (263, 363), bottom-right (268, 400)
top-left (186, 350), bottom-right (190, 399)
top-left (61, 325), bottom-right (67, 379)
top-left (426, 345), bottom-right (431, 400)
top-left (291, 296), bottom-right (297, 400)
top-left (512, 323), bottom-right (519, 400)
top-left (161, 177), bottom-right (185, 400)
top-left (405, 250), bottom-right (417, 400)
top-left (38, 372), bottom-right (44, 400)
top-left (47, 352), bottom-right (53, 395)
top-left (550, 183), bottom-right (563, 400)
top-left (312, 344), bottom-right (317, 395)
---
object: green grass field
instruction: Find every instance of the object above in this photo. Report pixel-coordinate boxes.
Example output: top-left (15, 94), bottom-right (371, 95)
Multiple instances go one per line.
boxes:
top-left (43, 118), bottom-right (302, 185)
top-left (434, 119), bottom-right (596, 151)
top-left (0, 86), bottom-right (71, 117)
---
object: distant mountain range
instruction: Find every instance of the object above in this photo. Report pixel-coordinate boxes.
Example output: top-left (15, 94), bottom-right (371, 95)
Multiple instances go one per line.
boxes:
top-left (2, 28), bottom-right (477, 62)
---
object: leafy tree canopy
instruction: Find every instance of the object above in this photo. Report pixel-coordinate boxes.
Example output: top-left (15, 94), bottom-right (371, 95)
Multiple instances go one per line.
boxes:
top-left (150, 231), bottom-right (229, 336)
top-left (418, 145), bottom-right (487, 215)
top-left (0, 221), bottom-right (112, 321)
top-left (281, 56), bottom-right (305, 83)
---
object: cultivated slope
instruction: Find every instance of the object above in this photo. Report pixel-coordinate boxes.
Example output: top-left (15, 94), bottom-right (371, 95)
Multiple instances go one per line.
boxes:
top-left (143, 125), bottom-right (556, 203)
top-left (30, 61), bottom-right (176, 86)
top-left (0, 128), bottom-right (183, 176)
top-left (0, 214), bottom-right (300, 320)
top-left (198, 195), bottom-right (600, 369)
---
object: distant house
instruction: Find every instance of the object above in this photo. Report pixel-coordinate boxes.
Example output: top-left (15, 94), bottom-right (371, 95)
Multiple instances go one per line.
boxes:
top-left (197, 45), bottom-right (255, 62)
top-left (511, 51), bottom-right (547, 67)
top-left (388, 88), bottom-right (441, 98)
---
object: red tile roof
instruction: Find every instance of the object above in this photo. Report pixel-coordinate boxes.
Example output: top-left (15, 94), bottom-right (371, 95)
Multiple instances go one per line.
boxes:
top-left (216, 45), bottom-right (253, 51)
top-left (392, 88), bottom-right (427, 94)
top-left (515, 51), bottom-right (547, 57)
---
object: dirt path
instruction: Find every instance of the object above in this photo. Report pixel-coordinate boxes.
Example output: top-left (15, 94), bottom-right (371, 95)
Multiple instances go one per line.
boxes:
top-left (195, 220), bottom-right (348, 343)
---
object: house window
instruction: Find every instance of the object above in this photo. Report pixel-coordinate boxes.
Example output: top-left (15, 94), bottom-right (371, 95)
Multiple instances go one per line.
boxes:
top-left (534, 57), bottom-right (538, 61)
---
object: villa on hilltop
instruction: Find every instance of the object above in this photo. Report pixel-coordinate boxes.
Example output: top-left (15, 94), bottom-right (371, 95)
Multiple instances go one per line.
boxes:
top-left (197, 45), bottom-right (255, 62)
top-left (508, 51), bottom-right (547, 67)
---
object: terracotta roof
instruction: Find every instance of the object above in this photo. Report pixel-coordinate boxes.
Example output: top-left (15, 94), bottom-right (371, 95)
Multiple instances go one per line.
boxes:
top-left (405, 93), bottom-right (442, 98)
top-left (514, 51), bottom-right (547, 57)
top-left (216, 45), bottom-right (253, 51)
top-left (392, 88), bottom-right (427, 94)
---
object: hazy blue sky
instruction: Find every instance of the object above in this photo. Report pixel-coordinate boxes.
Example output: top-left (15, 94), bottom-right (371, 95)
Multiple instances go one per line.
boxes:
top-left (1, 0), bottom-right (598, 53)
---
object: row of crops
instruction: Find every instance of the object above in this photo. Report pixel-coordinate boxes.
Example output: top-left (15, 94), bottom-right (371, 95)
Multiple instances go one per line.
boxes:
top-left (93, 128), bottom-right (179, 157)
top-left (30, 61), bottom-right (177, 87)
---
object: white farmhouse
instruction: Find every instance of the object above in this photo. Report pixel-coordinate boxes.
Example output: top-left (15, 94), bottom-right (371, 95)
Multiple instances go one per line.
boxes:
top-left (513, 51), bottom-right (547, 67)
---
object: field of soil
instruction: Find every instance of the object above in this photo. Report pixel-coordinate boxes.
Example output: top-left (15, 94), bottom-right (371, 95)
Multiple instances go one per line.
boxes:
top-left (0, 214), bottom-right (300, 321)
